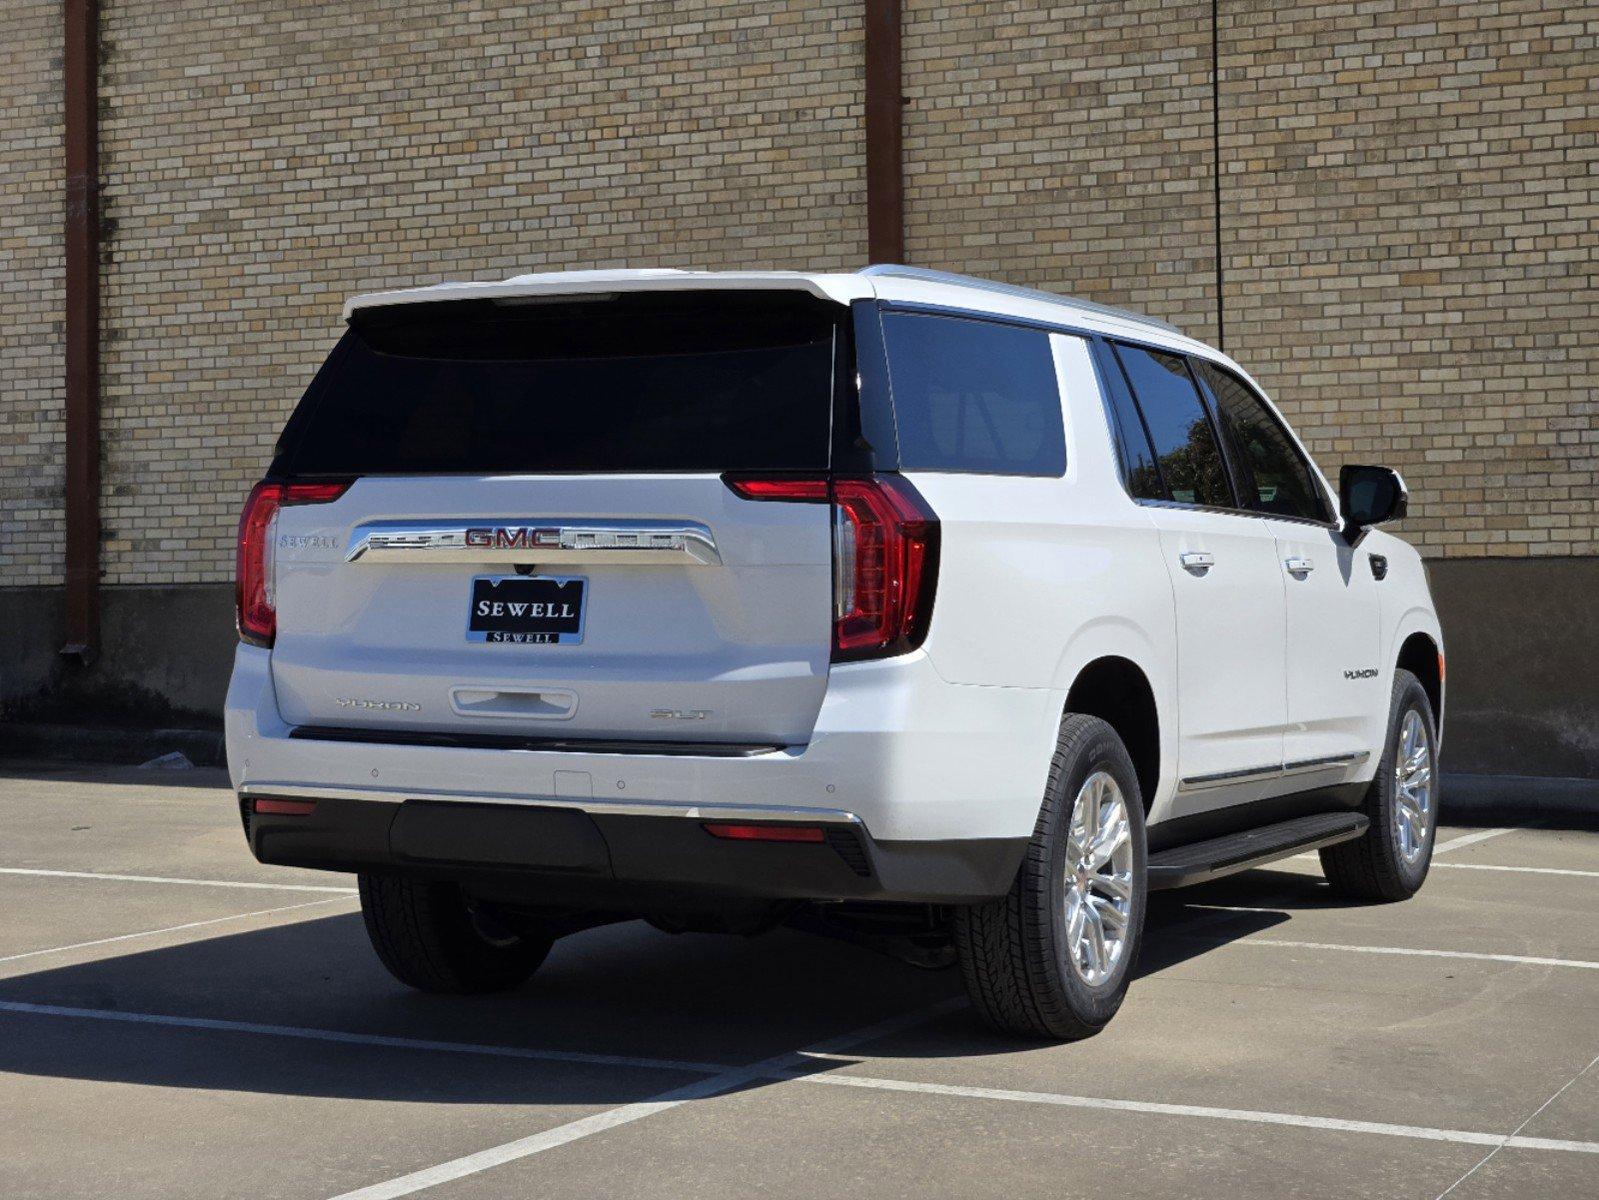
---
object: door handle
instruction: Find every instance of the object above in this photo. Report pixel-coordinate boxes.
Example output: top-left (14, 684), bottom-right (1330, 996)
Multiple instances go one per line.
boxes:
top-left (1179, 551), bottom-right (1215, 575)
top-left (1285, 556), bottom-right (1315, 576)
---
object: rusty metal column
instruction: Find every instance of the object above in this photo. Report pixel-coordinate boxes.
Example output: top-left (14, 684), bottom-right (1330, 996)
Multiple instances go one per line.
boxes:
top-left (62, 0), bottom-right (101, 660)
top-left (864, 0), bottom-right (904, 264)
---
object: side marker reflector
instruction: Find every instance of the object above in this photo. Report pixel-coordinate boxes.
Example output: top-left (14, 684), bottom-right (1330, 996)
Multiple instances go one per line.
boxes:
top-left (253, 798), bottom-right (318, 816)
top-left (702, 823), bottom-right (827, 843)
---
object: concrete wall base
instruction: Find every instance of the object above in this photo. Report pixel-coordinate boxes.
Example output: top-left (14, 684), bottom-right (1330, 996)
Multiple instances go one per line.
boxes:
top-left (0, 584), bottom-right (235, 729)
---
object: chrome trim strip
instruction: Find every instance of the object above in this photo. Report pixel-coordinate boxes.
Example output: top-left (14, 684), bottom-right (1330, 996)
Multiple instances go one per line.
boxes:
top-left (239, 782), bottom-right (863, 828)
top-left (1179, 750), bottom-right (1370, 792)
top-left (1282, 751), bottom-right (1370, 775)
top-left (345, 519), bottom-right (720, 566)
top-left (1178, 764), bottom-right (1283, 791)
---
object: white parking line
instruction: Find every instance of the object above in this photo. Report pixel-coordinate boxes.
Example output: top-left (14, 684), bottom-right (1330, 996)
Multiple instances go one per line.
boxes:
top-left (1176, 907), bottom-right (1599, 970)
top-left (0, 866), bottom-right (356, 894)
top-left (325, 998), bottom-right (967, 1200)
top-left (1433, 827), bottom-right (1516, 855)
top-left (797, 1073), bottom-right (1599, 1156)
top-left (12, 984), bottom-right (1599, 1185)
top-left (0, 897), bottom-right (351, 964)
top-left (1236, 937), bottom-right (1599, 972)
top-left (1433, 862), bottom-right (1599, 880)
top-left (1290, 825), bottom-right (1520, 867)
top-left (0, 1000), bottom-right (727, 1074)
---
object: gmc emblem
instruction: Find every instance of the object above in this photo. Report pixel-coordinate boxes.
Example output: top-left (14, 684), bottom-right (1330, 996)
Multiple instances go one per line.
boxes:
top-left (464, 526), bottom-right (558, 550)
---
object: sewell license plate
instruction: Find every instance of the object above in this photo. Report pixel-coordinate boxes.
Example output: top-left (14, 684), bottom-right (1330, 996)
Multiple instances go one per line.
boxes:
top-left (467, 576), bottom-right (586, 645)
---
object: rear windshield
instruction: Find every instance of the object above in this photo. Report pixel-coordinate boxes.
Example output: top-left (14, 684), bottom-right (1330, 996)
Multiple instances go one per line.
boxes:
top-left (276, 291), bottom-right (841, 475)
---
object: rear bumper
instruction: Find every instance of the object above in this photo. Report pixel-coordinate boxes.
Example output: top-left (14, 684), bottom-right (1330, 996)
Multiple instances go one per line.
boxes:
top-left (240, 791), bottom-right (1028, 905)
top-left (225, 642), bottom-right (1056, 902)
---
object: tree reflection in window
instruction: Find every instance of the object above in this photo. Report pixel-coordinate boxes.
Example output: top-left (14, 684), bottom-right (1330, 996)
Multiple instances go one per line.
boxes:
top-left (1112, 344), bottom-right (1232, 509)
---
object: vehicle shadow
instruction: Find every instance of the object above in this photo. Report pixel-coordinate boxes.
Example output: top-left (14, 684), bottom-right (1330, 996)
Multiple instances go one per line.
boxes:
top-left (0, 889), bottom-right (1294, 1106)
top-left (0, 760), bottom-right (233, 792)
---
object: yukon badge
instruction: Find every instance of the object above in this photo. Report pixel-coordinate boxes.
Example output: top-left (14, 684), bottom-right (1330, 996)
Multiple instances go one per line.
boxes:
top-left (1343, 668), bottom-right (1379, 681)
top-left (650, 708), bottom-right (712, 721)
top-left (335, 697), bottom-right (422, 712)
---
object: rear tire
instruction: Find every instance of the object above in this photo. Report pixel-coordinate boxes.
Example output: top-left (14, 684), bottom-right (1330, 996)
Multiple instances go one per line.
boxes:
top-left (1320, 668), bottom-right (1439, 902)
top-left (953, 714), bottom-right (1148, 1041)
top-left (358, 874), bottom-right (553, 993)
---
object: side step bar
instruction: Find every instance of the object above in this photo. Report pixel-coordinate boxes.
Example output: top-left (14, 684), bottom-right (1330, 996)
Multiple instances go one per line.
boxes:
top-left (1147, 812), bottom-right (1369, 891)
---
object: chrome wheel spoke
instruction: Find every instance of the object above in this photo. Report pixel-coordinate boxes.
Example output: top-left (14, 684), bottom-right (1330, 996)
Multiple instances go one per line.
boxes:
top-left (1079, 786), bottom-right (1100, 845)
top-left (1090, 894), bottom-right (1128, 934)
top-left (1066, 892), bottom-right (1087, 949)
top-left (1095, 871), bottom-right (1133, 903)
top-left (1088, 821), bottom-right (1129, 869)
top-left (1084, 905), bottom-right (1108, 974)
top-left (1066, 829), bottom-right (1086, 862)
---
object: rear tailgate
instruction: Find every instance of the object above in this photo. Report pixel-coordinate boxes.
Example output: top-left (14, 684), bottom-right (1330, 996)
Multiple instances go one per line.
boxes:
top-left (264, 289), bottom-right (844, 746)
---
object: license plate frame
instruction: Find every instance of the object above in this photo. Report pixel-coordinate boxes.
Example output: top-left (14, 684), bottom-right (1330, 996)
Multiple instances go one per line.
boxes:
top-left (466, 575), bottom-right (587, 645)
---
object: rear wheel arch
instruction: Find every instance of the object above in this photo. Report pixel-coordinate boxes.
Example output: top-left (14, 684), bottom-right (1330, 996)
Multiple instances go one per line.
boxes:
top-left (1065, 656), bottom-right (1160, 811)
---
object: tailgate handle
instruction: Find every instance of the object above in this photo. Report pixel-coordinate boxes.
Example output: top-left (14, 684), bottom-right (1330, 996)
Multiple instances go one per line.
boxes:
top-left (346, 520), bottom-right (720, 566)
top-left (450, 686), bottom-right (578, 721)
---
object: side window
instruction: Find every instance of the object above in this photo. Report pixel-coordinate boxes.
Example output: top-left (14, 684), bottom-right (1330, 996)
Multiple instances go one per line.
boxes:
top-left (1190, 359), bottom-right (1329, 522)
top-left (880, 311), bottom-right (1066, 476)
top-left (1112, 343), bottom-right (1233, 508)
top-left (1091, 340), bottom-right (1165, 500)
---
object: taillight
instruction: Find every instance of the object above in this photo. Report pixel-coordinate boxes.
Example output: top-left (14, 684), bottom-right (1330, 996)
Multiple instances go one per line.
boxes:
top-left (235, 479), bottom-right (352, 647)
top-left (725, 474), bottom-right (939, 662)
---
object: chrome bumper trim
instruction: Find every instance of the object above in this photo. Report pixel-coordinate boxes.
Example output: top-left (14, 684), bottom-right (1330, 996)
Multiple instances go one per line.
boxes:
top-left (238, 782), bottom-right (864, 828)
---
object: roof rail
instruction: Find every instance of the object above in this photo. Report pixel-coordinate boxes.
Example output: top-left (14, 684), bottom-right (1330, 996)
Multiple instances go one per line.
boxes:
top-left (857, 264), bottom-right (1181, 335)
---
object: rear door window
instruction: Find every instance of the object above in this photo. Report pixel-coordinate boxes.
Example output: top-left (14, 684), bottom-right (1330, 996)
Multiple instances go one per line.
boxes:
top-left (1111, 343), bottom-right (1234, 509)
top-left (276, 291), bottom-right (841, 476)
top-left (1189, 359), bottom-right (1330, 522)
top-left (1092, 340), bottom-right (1165, 500)
top-left (880, 311), bottom-right (1065, 476)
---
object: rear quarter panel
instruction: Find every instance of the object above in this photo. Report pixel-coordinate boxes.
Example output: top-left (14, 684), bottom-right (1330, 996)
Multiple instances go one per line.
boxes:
top-left (906, 333), bottom-right (1179, 809)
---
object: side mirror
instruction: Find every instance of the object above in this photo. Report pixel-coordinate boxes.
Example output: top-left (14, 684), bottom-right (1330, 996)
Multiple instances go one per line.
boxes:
top-left (1339, 464), bottom-right (1408, 544)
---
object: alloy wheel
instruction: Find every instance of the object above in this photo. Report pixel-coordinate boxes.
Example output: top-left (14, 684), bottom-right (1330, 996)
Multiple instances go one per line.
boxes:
top-left (1393, 708), bottom-right (1434, 864)
top-left (1063, 771), bottom-right (1135, 986)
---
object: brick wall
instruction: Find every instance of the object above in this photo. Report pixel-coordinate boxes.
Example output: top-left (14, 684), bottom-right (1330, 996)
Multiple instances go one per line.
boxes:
top-left (902, 1), bottom-right (1219, 339)
top-left (0, 1), bottom-right (66, 586)
top-left (2, 0), bottom-right (1594, 587)
top-left (1222, 1), bottom-right (1599, 558)
top-left (899, 0), bottom-right (1595, 560)
top-left (95, 0), bottom-right (866, 585)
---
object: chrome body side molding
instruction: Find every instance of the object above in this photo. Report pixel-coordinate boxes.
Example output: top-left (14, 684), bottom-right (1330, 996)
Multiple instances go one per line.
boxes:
top-left (345, 519), bottom-right (721, 566)
top-left (1179, 750), bottom-right (1371, 793)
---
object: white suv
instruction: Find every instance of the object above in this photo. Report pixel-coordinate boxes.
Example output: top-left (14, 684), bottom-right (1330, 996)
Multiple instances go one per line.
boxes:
top-left (226, 266), bottom-right (1444, 1039)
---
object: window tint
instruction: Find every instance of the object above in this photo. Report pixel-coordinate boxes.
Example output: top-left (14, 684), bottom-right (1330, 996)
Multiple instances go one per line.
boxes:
top-left (1112, 344), bottom-right (1233, 508)
top-left (1190, 360), bottom-right (1329, 522)
top-left (881, 312), bottom-right (1065, 476)
top-left (1092, 340), bottom-right (1165, 500)
top-left (278, 291), bottom-right (839, 476)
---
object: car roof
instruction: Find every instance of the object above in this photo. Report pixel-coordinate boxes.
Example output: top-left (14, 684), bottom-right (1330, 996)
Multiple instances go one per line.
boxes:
top-left (342, 265), bottom-right (1213, 355)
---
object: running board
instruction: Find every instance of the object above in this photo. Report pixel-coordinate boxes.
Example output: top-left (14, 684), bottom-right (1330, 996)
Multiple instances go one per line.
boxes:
top-left (1147, 812), bottom-right (1369, 890)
